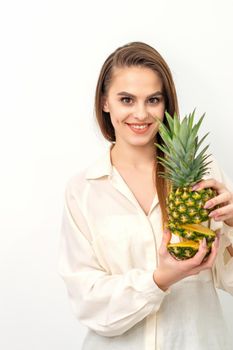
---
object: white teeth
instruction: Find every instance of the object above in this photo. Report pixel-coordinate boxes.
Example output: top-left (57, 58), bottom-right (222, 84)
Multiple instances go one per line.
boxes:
top-left (130, 124), bottom-right (149, 129)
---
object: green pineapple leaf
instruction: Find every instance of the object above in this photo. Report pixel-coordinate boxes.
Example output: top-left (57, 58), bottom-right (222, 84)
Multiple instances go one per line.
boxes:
top-left (156, 109), bottom-right (212, 187)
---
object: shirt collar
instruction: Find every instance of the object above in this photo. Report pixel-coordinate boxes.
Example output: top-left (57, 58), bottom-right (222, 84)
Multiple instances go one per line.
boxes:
top-left (85, 143), bottom-right (115, 180)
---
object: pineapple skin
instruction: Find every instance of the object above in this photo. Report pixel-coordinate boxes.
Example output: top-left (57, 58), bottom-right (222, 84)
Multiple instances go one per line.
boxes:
top-left (166, 186), bottom-right (217, 260)
top-left (168, 226), bottom-right (215, 244)
top-left (167, 241), bottom-right (212, 260)
top-left (167, 186), bottom-right (217, 225)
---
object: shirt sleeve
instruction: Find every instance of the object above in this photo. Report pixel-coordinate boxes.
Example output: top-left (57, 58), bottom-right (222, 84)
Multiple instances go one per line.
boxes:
top-left (211, 160), bottom-right (233, 296)
top-left (57, 180), bottom-right (170, 337)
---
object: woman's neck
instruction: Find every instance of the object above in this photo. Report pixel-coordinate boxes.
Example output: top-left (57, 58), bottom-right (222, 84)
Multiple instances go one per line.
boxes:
top-left (110, 142), bottom-right (157, 171)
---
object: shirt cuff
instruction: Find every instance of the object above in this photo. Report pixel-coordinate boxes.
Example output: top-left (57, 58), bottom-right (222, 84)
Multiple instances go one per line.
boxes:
top-left (143, 270), bottom-right (171, 297)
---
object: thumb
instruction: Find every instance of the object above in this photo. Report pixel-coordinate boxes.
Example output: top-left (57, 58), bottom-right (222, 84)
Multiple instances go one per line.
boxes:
top-left (160, 229), bottom-right (171, 253)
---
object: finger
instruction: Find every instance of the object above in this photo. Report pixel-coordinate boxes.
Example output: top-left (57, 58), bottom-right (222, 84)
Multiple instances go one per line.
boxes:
top-left (159, 229), bottom-right (171, 254)
top-left (187, 232), bottom-right (221, 275)
top-left (199, 235), bottom-right (220, 269)
top-left (209, 203), bottom-right (233, 220)
top-left (189, 238), bottom-right (209, 266)
top-left (163, 229), bottom-right (171, 243)
top-left (211, 214), bottom-right (233, 222)
top-left (192, 178), bottom-right (225, 193)
top-left (204, 192), bottom-right (233, 209)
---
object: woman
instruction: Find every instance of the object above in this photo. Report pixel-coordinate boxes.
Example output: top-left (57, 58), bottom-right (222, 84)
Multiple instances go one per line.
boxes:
top-left (58, 41), bottom-right (233, 349)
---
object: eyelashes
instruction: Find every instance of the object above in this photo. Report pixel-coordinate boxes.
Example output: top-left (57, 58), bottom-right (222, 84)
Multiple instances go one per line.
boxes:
top-left (120, 97), bottom-right (161, 105)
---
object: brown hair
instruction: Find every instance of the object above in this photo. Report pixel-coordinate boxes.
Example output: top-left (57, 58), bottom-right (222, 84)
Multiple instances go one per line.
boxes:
top-left (94, 41), bottom-right (179, 227)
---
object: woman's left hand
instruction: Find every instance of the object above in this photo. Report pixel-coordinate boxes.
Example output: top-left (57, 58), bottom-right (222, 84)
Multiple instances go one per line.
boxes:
top-left (192, 178), bottom-right (233, 227)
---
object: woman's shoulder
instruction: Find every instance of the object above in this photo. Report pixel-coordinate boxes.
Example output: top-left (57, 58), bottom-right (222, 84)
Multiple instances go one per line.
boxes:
top-left (64, 147), bottom-right (112, 197)
top-left (65, 169), bottom-right (87, 196)
top-left (64, 160), bottom-right (96, 197)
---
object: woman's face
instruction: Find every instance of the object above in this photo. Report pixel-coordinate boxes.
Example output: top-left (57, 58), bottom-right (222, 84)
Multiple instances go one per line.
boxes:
top-left (102, 66), bottom-right (165, 147)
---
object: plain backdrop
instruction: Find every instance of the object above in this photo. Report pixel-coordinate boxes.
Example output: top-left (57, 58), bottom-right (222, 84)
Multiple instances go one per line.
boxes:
top-left (0, 0), bottom-right (233, 349)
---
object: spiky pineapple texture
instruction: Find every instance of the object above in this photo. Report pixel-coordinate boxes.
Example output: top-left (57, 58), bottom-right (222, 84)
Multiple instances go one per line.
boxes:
top-left (167, 187), bottom-right (216, 225)
top-left (155, 109), bottom-right (217, 260)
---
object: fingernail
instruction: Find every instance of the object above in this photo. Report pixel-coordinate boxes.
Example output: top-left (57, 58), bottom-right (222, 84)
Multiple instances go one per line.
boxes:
top-left (202, 237), bottom-right (206, 247)
top-left (204, 201), bottom-right (212, 209)
top-left (192, 185), bottom-right (199, 191)
top-left (209, 212), bottom-right (220, 220)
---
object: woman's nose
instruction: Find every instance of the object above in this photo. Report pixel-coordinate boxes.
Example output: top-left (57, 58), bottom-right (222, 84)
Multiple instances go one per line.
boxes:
top-left (134, 103), bottom-right (148, 120)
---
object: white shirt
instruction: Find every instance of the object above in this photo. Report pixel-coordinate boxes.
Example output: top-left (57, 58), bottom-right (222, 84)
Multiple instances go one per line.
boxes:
top-left (58, 143), bottom-right (233, 349)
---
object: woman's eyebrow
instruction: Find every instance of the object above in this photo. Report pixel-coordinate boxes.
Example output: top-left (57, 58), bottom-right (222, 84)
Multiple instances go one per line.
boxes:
top-left (117, 91), bottom-right (164, 98)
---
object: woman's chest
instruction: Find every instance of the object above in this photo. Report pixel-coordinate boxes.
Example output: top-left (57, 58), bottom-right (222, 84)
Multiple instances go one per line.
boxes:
top-left (113, 166), bottom-right (157, 217)
top-left (84, 172), bottom-right (162, 273)
top-left (90, 212), bottom-right (161, 273)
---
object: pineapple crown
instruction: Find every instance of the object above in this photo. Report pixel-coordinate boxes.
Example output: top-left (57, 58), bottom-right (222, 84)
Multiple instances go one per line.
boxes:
top-left (155, 108), bottom-right (212, 188)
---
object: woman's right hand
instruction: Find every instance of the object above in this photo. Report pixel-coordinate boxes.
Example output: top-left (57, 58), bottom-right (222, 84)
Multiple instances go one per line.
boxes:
top-left (153, 229), bottom-right (220, 291)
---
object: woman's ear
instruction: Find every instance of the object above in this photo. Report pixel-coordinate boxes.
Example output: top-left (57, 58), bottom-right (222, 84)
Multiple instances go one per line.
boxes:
top-left (101, 96), bottom-right (110, 112)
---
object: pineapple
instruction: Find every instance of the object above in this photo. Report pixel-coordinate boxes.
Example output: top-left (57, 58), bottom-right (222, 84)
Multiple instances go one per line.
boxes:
top-left (155, 109), bottom-right (218, 260)
top-left (167, 241), bottom-right (200, 260)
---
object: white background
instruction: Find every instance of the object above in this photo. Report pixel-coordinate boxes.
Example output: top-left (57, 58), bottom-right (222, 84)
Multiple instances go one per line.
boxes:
top-left (0, 0), bottom-right (233, 349)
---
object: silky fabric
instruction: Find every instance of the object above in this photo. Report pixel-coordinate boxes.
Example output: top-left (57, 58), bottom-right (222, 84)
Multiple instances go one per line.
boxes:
top-left (58, 143), bottom-right (233, 349)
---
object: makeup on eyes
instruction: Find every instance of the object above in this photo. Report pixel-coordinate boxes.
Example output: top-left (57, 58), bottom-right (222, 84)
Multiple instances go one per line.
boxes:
top-left (120, 96), bottom-right (161, 104)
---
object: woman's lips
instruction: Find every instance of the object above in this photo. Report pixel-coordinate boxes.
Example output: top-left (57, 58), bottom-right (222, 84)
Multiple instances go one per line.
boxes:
top-left (126, 123), bottom-right (152, 134)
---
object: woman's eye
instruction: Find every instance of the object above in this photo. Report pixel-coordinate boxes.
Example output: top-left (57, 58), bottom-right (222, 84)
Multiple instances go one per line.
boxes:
top-left (120, 97), bottom-right (132, 104)
top-left (120, 97), bottom-right (160, 104)
top-left (148, 97), bottom-right (159, 104)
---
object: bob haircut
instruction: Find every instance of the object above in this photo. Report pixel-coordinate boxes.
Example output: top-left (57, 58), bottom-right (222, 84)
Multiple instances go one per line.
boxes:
top-left (94, 41), bottom-right (179, 225)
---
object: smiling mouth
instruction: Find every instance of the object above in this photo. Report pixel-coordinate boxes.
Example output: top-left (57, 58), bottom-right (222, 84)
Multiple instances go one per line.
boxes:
top-left (126, 123), bottom-right (152, 126)
top-left (126, 123), bottom-right (153, 134)
top-left (126, 123), bottom-right (152, 128)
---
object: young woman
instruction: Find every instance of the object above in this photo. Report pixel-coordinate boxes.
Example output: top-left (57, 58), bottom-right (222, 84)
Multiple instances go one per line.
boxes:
top-left (58, 41), bottom-right (233, 349)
